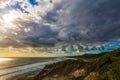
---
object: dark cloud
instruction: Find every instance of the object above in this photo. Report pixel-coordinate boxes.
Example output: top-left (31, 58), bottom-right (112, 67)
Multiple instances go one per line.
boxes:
top-left (25, 23), bottom-right (58, 46)
top-left (0, 20), bottom-right (58, 47)
top-left (48, 0), bottom-right (120, 42)
top-left (1, 0), bottom-right (120, 47)
top-left (19, 21), bottom-right (58, 47)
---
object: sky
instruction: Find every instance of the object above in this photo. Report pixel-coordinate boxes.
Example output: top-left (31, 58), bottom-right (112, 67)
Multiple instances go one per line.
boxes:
top-left (0, 0), bottom-right (120, 48)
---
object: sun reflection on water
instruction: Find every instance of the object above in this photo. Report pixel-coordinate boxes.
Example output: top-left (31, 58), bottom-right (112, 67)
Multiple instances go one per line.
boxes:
top-left (0, 58), bottom-right (13, 63)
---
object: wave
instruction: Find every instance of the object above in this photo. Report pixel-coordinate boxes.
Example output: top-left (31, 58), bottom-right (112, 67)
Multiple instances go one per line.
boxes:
top-left (0, 60), bottom-right (60, 80)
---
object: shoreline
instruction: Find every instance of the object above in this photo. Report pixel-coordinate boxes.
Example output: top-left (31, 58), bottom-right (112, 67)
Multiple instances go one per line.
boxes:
top-left (14, 58), bottom-right (83, 80)
top-left (0, 61), bottom-right (58, 80)
top-left (9, 56), bottom-right (100, 80)
top-left (25, 49), bottom-right (120, 80)
top-left (1, 58), bottom-right (66, 80)
top-left (9, 70), bottom-right (39, 80)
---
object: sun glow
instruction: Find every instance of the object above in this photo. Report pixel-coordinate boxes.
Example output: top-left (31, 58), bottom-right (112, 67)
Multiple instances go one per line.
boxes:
top-left (0, 58), bottom-right (13, 62)
top-left (2, 12), bottom-right (16, 28)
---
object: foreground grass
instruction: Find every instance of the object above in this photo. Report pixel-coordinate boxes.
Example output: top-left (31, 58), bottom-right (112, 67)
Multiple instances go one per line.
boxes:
top-left (87, 49), bottom-right (120, 80)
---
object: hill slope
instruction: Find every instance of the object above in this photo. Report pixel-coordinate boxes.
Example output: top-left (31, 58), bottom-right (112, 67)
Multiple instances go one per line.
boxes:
top-left (25, 49), bottom-right (120, 80)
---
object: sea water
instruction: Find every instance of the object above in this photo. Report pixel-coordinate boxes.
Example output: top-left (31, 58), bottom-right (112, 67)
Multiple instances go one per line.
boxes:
top-left (0, 57), bottom-right (64, 80)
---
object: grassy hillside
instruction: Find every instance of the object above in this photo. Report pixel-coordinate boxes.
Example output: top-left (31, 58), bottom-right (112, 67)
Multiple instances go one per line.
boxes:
top-left (25, 49), bottom-right (120, 80)
top-left (86, 49), bottom-right (120, 80)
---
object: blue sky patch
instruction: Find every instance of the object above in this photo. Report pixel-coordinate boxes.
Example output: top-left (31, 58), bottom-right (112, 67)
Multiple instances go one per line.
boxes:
top-left (10, 1), bottom-right (29, 14)
top-left (29, 0), bottom-right (39, 6)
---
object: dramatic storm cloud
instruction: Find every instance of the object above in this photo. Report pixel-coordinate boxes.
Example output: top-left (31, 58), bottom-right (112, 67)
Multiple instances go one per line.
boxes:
top-left (0, 0), bottom-right (120, 47)
top-left (52, 0), bottom-right (120, 42)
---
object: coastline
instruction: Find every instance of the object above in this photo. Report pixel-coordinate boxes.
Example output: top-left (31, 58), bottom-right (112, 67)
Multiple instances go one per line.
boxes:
top-left (11, 55), bottom-right (100, 80)
top-left (1, 57), bottom-right (66, 80)
top-left (17, 49), bottom-right (120, 80)
top-left (9, 70), bottom-right (39, 80)
top-left (0, 62), bottom-right (45, 80)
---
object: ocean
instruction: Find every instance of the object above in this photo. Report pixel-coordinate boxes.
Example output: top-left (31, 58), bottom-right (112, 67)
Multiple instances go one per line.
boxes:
top-left (0, 57), bottom-right (64, 80)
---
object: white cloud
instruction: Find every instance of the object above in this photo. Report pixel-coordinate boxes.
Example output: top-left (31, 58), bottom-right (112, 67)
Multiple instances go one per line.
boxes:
top-left (0, 0), bottom-right (62, 47)
top-left (0, 0), bottom-right (58, 27)
top-left (0, 0), bottom-right (11, 8)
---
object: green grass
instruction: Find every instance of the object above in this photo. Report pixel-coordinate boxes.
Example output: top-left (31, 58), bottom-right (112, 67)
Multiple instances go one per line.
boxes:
top-left (46, 59), bottom-right (86, 68)
top-left (86, 49), bottom-right (120, 80)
